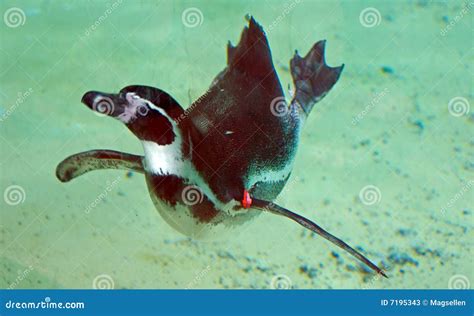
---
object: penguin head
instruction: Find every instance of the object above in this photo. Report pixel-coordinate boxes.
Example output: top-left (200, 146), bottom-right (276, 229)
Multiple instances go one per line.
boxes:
top-left (81, 85), bottom-right (184, 145)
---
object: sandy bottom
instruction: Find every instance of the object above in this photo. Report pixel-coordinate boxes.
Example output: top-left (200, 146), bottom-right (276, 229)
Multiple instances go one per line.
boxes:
top-left (1, 0), bottom-right (472, 289)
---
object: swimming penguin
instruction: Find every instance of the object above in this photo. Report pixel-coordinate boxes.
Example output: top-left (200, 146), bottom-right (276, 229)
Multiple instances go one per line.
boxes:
top-left (57, 17), bottom-right (387, 278)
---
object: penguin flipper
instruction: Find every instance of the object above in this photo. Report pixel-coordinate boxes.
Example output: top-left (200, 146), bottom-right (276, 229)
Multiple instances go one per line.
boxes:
top-left (56, 150), bottom-right (144, 182)
top-left (290, 41), bottom-right (344, 116)
top-left (251, 198), bottom-right (387, 278)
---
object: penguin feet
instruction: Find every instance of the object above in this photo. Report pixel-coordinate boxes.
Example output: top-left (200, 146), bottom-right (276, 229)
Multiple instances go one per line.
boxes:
top-left (290, 40), bottom-right (344, 116)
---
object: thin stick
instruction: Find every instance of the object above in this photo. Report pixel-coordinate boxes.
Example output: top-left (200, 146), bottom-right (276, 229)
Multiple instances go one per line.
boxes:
top-left (252, 198), bottom-right (388, 278)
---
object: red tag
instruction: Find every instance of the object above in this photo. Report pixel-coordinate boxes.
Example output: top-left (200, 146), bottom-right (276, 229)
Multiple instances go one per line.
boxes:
top-left (241, 190), bottom-right (252, 209)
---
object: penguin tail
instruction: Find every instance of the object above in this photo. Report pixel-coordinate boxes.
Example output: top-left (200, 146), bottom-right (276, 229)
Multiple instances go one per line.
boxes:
top-left (290, 40), bottom-right (344, 116)
top-left (227, 16), bottom-right (273, 78)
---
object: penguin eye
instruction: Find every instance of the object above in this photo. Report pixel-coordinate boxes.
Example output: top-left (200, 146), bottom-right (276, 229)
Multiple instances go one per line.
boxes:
top-left (136, 103), bottom-right (150, 117)
top-left (123, 93), bottom-right (149, 116)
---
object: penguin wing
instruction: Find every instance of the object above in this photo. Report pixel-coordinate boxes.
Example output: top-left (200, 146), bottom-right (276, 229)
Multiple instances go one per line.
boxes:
top-left (56, 150), bottom-right (144, 182)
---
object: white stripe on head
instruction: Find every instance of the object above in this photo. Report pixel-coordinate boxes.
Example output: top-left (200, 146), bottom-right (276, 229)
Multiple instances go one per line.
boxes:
top-left (118, 92), bottom-right (175, 124)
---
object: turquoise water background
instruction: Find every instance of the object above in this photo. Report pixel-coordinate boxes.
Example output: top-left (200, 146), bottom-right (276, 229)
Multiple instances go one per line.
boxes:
top-left (1, 0), bottom-right (472, 289)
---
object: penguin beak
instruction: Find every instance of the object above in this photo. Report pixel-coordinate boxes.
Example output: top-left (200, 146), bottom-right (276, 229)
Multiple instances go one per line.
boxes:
top-left (81, 91), bottom-right (101, 107)
top-left (81, 91), bottom-right (125, 118)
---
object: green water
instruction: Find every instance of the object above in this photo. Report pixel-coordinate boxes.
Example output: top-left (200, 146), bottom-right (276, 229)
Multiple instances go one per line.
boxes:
top-left (1, 0), bottom-right (472, 289)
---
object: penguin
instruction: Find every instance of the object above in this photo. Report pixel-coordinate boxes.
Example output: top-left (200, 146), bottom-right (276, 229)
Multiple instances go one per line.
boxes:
top-left (56, 17), bottom-right (387, 278)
